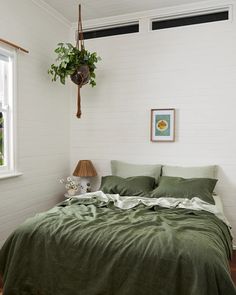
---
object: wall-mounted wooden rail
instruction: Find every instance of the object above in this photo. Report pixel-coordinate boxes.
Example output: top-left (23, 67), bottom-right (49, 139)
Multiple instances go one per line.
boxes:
top-left (0, 38), bottom-right (29, 53)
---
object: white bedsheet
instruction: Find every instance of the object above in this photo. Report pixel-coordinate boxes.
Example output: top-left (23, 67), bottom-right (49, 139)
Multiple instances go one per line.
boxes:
top-left (73, 191), bottom-right (230, 227)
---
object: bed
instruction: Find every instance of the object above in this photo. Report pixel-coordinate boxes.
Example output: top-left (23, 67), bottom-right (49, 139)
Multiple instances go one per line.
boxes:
top-left (0, 163), bottom-right (236, 295)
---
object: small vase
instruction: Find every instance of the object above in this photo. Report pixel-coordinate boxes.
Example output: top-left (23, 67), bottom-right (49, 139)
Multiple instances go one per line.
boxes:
top-left (67, 189), bottom-right (77, 196)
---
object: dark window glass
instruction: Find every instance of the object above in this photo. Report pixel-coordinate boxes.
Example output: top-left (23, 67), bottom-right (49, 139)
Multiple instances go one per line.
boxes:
top-left (83, 24), bottom-right (139, 40)
top-left (152, 11), bottom-right (229, 30)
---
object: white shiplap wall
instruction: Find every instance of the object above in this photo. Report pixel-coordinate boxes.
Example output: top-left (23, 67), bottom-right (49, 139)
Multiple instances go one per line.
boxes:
top-left (70, 1), bottom-right (236, 239)
top-left (0, 0), bottom-right (70, 246)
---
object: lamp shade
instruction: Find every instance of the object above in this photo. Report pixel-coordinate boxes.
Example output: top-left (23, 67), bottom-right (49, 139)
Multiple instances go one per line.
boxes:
top-left (73, 160), bottom-right (97, 177)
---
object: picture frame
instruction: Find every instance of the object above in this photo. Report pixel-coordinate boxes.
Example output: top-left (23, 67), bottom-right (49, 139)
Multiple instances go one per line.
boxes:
top-left (150, 109), bottom-right (175, 142)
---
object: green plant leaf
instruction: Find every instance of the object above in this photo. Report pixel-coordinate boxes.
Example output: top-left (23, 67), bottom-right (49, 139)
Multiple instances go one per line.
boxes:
top-left (48, 42), bottom-right (101, 86)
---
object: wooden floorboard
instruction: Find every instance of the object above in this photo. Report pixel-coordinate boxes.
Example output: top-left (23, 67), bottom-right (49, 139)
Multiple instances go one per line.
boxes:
top-left (230, 250), bottom-right (236, 285)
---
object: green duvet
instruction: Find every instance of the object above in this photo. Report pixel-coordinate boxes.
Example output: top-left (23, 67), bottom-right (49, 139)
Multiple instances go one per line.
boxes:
top-left (0, 196), bottom-right (235, 295)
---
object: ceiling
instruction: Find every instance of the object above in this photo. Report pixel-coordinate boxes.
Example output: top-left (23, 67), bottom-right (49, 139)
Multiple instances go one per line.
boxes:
top-left (43, 0), bottom-right (209, 23)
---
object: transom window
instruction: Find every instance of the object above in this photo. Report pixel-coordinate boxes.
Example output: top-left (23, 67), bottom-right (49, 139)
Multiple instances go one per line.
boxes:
top-left (0, 47), bottom-right (15, 175)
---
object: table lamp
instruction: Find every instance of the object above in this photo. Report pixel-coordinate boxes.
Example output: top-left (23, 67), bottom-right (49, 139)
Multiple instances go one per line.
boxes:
top-left (73, 160), bottom-right (97, 193)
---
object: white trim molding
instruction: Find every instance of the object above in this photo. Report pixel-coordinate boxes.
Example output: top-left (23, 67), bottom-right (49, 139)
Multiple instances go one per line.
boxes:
top-left (0, 172), bottom-right (22, 180)
top-left (71, 0), bottom-right (233, 32)
top-left (0, 46), bottom-right (22, 179)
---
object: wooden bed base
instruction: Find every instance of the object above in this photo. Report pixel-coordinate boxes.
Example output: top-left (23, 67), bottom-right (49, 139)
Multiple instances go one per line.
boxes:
top-left (230, 250), bottom-right (236, 286)
top-left (0, 274), bottom-right (3, 293)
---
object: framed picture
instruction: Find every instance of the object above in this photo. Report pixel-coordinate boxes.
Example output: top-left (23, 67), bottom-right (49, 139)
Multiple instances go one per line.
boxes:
top-left (151, 109), bottom-right (175, 142)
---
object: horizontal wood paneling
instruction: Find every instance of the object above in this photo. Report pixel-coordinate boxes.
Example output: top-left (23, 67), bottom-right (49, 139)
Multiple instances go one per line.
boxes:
top-left (0, 0), bottom-right (70, 246)
top-left (70, 2), bottom-right (236, 242)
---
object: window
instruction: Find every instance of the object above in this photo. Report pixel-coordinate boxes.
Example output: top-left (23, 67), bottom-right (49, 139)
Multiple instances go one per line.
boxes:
top-left (0, 47), bottom-right (15, 176)
top-left (152, 10), bottom-right (229, 31)
top-left (83, 23), bottom-right (139, 40)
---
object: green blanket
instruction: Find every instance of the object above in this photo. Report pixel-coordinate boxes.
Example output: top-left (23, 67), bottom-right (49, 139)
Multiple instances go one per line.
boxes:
top-left (0, 197), bottom-right (235, 295)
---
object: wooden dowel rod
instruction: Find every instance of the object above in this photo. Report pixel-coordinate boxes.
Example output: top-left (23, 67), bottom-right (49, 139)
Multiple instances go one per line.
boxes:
top-left (0, 38), bottom-right (29, 53)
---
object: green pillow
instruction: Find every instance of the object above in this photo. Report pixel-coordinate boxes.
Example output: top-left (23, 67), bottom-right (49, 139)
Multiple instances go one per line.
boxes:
top-left (150, 176), bottom-right (217, 204)
top-left (100, 175), bottom-right (156, 196)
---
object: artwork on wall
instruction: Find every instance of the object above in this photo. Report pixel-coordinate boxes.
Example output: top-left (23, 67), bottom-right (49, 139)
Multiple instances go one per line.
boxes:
top-left (151, 109), bottom-right (175, 142)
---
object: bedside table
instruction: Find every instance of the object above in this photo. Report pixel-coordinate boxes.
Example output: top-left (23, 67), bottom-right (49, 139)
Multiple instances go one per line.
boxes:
top-left (64, 193), bottom-right (80, 199)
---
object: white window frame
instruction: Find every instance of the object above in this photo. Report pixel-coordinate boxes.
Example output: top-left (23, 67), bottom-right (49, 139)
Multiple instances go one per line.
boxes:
top-left (0, 46), bottom-right (20, 179)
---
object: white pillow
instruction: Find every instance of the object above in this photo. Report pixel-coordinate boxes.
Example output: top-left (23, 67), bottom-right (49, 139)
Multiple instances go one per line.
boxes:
top-left (213, 194), bottom-right (224, 215)
top-left (111, 160), bottom-right (162, 182)
top-left (212, 194), bottom-right (231, 227)
top-left (162, 165), bottom-right (217, 179)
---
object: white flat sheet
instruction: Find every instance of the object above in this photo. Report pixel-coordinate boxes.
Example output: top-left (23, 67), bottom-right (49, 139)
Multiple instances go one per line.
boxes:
top-left (74, 191), bottom-right (230, 227)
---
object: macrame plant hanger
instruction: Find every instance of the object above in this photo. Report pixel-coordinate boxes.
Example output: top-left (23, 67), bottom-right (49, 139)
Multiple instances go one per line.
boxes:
top-left (76, 4), bottom-right (85, 118)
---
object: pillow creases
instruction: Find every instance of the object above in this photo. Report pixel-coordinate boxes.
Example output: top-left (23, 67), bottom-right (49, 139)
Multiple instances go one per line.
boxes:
top-left (150, 176), bottom-right (217, 205)
top-left (100, 175), bottom-right (156, 196)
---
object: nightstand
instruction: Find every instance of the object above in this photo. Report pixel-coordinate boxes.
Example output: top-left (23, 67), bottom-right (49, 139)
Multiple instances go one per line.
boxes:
top-left (64, 193), bottom-right (80, 199)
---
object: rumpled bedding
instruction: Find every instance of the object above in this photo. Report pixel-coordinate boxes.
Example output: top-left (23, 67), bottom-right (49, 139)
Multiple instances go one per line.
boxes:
top-left (0, 192), bottom-right (235, 295)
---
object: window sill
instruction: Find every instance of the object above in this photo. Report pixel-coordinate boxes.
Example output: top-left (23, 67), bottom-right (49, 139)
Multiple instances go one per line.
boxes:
top-left (0, 172), bottom-right (23, 180)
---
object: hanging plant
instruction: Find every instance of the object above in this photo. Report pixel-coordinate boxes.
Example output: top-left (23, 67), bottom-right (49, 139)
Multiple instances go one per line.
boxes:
top-left (48, 4), bottom-right (101, 118)
top-left (48, 43), bottom-right (100, 87)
